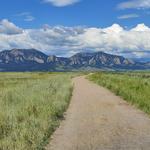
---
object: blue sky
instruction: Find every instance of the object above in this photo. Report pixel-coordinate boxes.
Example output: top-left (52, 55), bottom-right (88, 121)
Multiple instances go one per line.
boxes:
top-left (1, 0), bottom-right (150, 28)
top-left (0, 0), bottom-right (150, 60)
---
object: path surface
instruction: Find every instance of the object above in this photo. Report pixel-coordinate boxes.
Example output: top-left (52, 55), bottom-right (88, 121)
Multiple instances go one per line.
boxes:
top-left (46, 76), bottom-right (150, 150)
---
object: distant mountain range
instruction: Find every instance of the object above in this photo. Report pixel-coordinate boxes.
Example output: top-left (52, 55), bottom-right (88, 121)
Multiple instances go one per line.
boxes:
top-left (0, 49), bottom-right (149, 71)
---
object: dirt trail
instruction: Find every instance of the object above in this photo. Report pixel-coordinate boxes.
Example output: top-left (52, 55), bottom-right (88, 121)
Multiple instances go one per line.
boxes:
top-left (46, 76), bottom-right (150, 150)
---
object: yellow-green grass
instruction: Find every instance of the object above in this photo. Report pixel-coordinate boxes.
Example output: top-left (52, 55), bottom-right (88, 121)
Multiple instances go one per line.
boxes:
top-left (0, 72), bottom-right (73, 150)
top-left (88, 72), bottom-right (150, 114)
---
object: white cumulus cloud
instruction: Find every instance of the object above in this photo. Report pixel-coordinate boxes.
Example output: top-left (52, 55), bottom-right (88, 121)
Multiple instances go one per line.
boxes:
top-left (117, 0), bottom-right (150, 9)
top-left (0, 20), bottom-right (150, 59)
top-left (118, 14), bottom-right (140, 19)
top-left (0, 19), bottom-right (23, 35)
top-left (43, 0), bottom-right (80, 7)
top-left (15, 12), bottom-right (35, 22)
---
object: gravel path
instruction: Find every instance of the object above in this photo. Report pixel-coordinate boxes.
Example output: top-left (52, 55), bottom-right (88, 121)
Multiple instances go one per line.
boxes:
top-left (46, 76), bottom-right (150, 150)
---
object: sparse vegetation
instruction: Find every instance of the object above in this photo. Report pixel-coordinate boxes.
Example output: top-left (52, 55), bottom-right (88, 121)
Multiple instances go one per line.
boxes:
top-left (88, 72), bottom-right (150, 114)
top-left (0, 72), bottom-right (73, 150)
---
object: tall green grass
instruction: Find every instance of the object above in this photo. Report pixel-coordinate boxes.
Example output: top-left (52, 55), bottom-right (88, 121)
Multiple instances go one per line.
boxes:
top-left (0, 73), bottom-right (73, 150)
top-left (88, 72), bottom-right (150, 114)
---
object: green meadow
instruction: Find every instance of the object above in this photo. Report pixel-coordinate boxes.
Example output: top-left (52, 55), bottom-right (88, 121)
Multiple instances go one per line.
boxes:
top-left (0, 71), bottom-right (150, 150)
top-left (88, 72), bottom-right (150, 115)
top-left (0, 73), bottom-right (73, 150)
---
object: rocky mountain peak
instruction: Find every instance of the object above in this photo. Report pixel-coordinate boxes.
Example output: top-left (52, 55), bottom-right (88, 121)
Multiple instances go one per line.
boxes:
top-left (0, 49), bottom-right (149, 71)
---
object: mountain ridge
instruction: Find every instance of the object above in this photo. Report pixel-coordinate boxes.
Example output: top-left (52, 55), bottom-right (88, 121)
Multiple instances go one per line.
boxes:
top-left (0, 49), bottom-right (149, 71)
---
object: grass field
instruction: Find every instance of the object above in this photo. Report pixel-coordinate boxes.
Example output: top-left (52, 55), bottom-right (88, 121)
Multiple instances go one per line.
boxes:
top-left (88, 72), bottom-right (150, 114)
top-left (1, 71), bottom-right (150, 149)
top-left (0, 72), bottom-right (73, 150)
